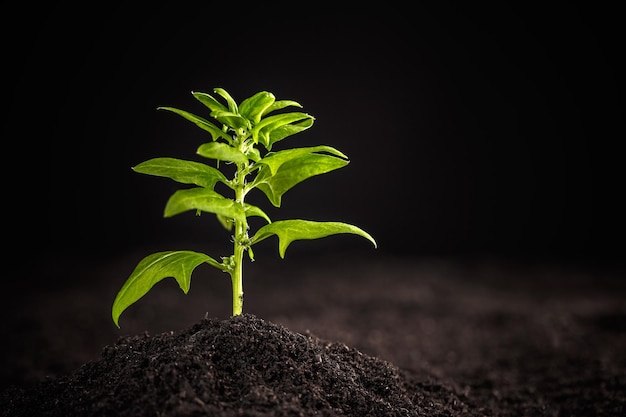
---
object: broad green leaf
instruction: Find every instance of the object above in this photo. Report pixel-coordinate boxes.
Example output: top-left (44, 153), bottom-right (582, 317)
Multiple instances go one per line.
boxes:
top-left (163, 188), bottom-right (269, 224)
top-left (197, 142), bottom-right (248, 164)
top-left (258, 146), bottom-right (348, 176)
top-left (239, 91), bottom-right (275, 124)
top-left (253, 112), bottom-right (312, 131)
top-left (263, 99), bottom-right (303, 116)
top-left (111, 250), bottom-right (222, 327)
top-left (213, 88), bottom-right (238, 113)
top-left (210, 110), bottom-right (250, 130)
top-left (251, 220), bottom-right (377, 258)
top-left (132, 157), bottom-right (228, 189)
top-left (164, 188), bottom-right (246, 221)
top-left (192, 91), bottom-right (228, 113)
top-left (254, 153), bottom-right (349, 207)
top-left (267, 118), bottom-right (315, 149)
top-left (158, 107), bottom-right (229, 142)
top-left (251, 112), bottom-right (313, 148)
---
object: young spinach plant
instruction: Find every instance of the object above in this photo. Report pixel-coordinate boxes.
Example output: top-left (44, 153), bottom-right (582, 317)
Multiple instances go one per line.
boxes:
top-left (112, 88), bottom-right (376, 327)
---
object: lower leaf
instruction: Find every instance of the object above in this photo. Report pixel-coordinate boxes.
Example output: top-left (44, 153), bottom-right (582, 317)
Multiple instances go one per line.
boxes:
top-left (112, 251), bottom-right (223, 327)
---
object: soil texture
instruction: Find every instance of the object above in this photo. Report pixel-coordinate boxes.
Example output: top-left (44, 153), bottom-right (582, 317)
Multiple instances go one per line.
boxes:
top-left (1, 252), bottom-right (624, 416)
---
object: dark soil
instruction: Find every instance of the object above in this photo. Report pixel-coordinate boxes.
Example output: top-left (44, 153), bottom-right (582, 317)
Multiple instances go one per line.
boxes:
top-left (1, 252), bottom-right (625, 416)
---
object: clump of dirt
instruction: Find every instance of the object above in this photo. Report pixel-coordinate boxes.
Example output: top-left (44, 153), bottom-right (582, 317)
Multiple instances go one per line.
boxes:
top-left (0, 314), bottom-right (474, 417)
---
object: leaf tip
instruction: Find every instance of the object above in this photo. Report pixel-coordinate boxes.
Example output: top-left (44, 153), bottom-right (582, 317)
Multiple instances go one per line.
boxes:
top-left (112, 310), bottom-right (121, 328)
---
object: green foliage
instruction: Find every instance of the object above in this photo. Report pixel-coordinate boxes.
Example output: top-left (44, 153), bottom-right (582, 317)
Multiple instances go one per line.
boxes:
top-left (112, 88), bottom-right (376, 327)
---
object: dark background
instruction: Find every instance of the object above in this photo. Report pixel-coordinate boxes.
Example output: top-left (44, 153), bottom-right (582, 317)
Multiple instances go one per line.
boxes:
top-left (4, 4), bottom-right (623, 272)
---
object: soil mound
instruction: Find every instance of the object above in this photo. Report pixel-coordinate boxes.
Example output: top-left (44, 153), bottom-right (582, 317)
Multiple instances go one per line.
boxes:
top-left (0, 314), bottom-right (473, 416)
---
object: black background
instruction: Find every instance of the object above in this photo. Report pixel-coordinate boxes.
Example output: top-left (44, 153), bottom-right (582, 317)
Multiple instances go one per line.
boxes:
top-left (4, 4), bottom-right (624, 271)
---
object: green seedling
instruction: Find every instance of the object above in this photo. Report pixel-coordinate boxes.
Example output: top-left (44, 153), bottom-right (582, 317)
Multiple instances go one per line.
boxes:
top-left (112, 88), bottom-right (377, 327)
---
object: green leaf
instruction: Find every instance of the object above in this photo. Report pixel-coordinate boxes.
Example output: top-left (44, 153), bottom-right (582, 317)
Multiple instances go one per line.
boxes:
top-left (132, 157), bottom-right (228, 189)
top-left (267, 118), bottom-right (315, 149)
top-left (251, 112), bottom-right (314, 148)
top-left (251, 220), bottom-right (377, 258)
top-left (192, 91), bottom-right (228, 113)
top-left (263, 99), bottom-right (303, 116)
top-left (255, 153), bottom-right (349, 207)
top-left (213, 88), bottom-right (238, 113)
top-left (258, 146), bottom-right (348, 176)
top-left (210, 110), bottom-right (250, 130)
top-left (164, 188), bottom-right (246, 221)
top-left (111, 250), bottom-right (223, 327)
top-left (157, 107), bottom-right (229, 142)
top-left (197, 142), bottom-right (248, 164)
top-left (239, 91), bottom-right (275, 124)
top-left (163, 188), bottom-right (270, 224)
top-left (244, 205), bottom-right (271, 224)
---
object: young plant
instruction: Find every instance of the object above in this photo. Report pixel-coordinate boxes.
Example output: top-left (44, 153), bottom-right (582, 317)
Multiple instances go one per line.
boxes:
top-left (111, 88), bottom-right (376, 327)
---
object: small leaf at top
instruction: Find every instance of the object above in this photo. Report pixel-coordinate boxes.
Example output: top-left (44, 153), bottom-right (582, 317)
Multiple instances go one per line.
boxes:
top-left (192, 91), bottom-right (228, 113)
top-left (250, 112), bottom-right (313, 148)
top-left (213, 88), bottom-right (238, 113)
top-left (263, 99), bottom-right (303, 116)
top-left (239, 91), bottom-right (275, 124)
top-left (210, 110), bottom-right (250, 130)
top-left (158, 107), bottom-right (229, 142)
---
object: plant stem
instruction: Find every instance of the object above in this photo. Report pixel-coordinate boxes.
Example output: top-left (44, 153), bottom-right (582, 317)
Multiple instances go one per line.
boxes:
top-left (231, 220), bottom-right (244, 316)
top-left (231, 142), bottom-right (249, 316)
